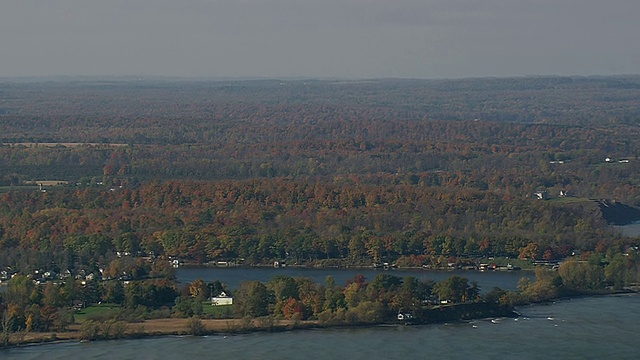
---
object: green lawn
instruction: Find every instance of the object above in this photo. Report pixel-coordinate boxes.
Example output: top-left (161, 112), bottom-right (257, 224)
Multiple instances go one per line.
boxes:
top-left (74, 302), bottom-right (234, 322)
top-left (74, 303), bottom-right (121, 323)
top-left (547, 197), bottom-right (592, 204)
top-left (202, 303), bottom-right (234, 318)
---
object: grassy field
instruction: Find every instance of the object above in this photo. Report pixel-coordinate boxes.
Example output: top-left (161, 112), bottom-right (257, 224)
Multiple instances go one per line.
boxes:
top-left (25, 180), bottom-right (70, 186)
top-left (202, 303), bottom-right (234, 318)
top-left (74, 303), bottom-right (121, 323)
top-left (548, 197), bottom-right (593, 204)
top-left (0, 181), bottom-right (71, 193)
top-left (74, 302), bottom-right (234, 323)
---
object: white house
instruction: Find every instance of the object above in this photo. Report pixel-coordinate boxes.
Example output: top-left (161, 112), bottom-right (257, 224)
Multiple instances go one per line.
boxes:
top-left (211, 291), bottom-right (233, 306)
top-left (534, 191), bottom-right (548, 200)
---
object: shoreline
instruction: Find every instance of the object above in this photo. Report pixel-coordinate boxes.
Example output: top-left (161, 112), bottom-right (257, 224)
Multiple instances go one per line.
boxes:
top-left (177, 263), bottom-right (535, 274)
top-left (3, 291), bottom-right (636, 350)
top-left (3, 305), bottom-right (515, 349)
top-left (3, 318), bottom-right (334, 349)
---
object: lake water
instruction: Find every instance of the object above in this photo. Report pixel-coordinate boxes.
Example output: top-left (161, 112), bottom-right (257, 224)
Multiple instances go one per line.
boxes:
top-left (615, 221), bottom-right (640, 238)
top-left (175, 266), bottom-right (533, 294)
top-left (3, 294), bottom-right (639, 359)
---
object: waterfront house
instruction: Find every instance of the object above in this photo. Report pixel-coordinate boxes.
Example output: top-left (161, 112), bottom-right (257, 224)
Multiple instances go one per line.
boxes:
top-left (211, 291), bottom-right (233, 306)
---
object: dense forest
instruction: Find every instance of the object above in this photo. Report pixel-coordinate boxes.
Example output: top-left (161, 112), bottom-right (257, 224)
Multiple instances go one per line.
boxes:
top-left (1, 77), bottom-right (640, 272)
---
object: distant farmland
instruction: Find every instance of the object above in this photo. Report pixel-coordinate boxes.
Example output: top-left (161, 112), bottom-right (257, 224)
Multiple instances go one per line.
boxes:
top-left (2, 142), bottom-right (128, 148)
top-left (25, 180), bottom-right (70, 186)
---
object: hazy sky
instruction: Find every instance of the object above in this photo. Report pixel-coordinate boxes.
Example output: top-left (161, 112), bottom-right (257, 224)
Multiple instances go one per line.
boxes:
top-left (2, 0), bottom-right (639, 79)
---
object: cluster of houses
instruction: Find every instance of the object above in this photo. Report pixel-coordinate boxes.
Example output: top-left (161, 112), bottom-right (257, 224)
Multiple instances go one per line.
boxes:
top-left (604, 157), bottom-right (630, 164)
top-left (0, 269), bottom-right (14, 283)
top-left (533, 189), bottom-right (571, 200)
top-left (550, 157), bottom-right (631, 164)
top-left (0, 267), bottom-right (99, 286)
top-left (478, 263), bottom-right (520, 271)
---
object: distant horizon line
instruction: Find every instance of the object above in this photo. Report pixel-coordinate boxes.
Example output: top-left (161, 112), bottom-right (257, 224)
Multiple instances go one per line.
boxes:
top-left (2, 73), bottom-right (640, 83)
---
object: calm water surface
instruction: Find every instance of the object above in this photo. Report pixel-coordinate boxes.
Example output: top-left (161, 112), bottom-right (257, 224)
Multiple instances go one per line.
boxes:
top-left (176, 266), bottom-right (532, 293)
top-left (2, 294), bottom-right (639, 359)
top-left (615, 221), bottom-right (640, 238)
